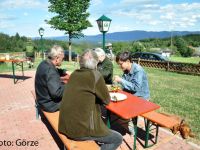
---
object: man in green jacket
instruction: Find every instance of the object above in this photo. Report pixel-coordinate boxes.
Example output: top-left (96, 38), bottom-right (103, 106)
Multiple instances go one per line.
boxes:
top-left (58, 49), bottom-right (122, 150)
top-left (94, 48), bottom-right (113, 85)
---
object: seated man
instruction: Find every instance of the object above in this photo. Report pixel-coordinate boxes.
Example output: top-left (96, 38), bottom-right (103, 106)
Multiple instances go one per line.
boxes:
top-left (114, 51), bottom-right (150, 136)
top-left (59, 49), bottom-right (122, 150)
top-left (114, 51), bottom-right (150, 100)
top-left (94, 48), bottom-right (113, 84)
top-left (35, 45), bottom-right (70, 112)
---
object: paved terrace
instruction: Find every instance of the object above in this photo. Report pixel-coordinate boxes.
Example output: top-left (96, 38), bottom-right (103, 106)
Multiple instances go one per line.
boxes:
top-left (0, 70), bottom-right (199, 150)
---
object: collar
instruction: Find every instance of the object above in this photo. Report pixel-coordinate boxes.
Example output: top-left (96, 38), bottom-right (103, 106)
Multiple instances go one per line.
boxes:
top-left (125, 63), bottom-right (135, 75)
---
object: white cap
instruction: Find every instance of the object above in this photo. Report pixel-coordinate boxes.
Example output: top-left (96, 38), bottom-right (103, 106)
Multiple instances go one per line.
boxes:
top-left (106, 43), bottom-right (112, 47)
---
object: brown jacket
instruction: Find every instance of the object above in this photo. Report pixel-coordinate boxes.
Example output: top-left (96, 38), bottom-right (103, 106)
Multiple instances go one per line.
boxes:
top-left (58, 68), bottom-right (110, 139)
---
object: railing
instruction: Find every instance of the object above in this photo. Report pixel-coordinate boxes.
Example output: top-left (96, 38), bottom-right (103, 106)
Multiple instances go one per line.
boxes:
top-left (133, 58), bottom-right (200, 75)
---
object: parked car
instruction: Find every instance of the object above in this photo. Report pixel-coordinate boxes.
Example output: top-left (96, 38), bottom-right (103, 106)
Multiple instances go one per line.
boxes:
top-left (64, 50), bottom-right (78, 61)
top-left (132, 52), bottom-right (168, 62)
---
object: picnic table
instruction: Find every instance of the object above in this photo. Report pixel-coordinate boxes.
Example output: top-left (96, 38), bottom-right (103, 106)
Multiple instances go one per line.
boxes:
top-left (0, 59), bottom-right (26, 84)
top-left (106, 90), bottom-right (160, 150)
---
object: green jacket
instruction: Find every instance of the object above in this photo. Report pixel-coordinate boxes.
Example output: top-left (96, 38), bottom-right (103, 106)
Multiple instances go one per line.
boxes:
top-left (97, 57), bottom-right (113, 84)
top-left (58, 69), bottom-right (110, 139)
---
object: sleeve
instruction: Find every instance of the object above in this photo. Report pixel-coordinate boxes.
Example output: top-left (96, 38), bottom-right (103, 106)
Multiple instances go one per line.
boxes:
top-left (95, 76), bottom-right (110, 105)
top-left (47, 68), bottom-right (65, 101)
top-left (121, 70), bottom-right (143, 93)
top-left (57, 68), bottom-right (67, 76)
top-left (98, 61), bottom-right (113, 78)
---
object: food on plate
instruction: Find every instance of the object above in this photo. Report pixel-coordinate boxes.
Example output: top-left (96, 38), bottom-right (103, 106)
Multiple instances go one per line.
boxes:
top-left (112, 95), bottom-right (118, 101)
top-left (106, 84), bottom-right (121, 92)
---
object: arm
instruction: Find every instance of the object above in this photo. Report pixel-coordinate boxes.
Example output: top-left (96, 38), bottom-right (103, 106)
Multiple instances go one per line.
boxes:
top-left (47, 68), bottom-right (65, 101)
top-left (121, 70), bottom-right (143, 93)
top-left (57, 68), bottom-right (71, 83)
top-left (57, 68), bottom-right (71, 76)
top-left (95, 76), bottom-right (110, 105)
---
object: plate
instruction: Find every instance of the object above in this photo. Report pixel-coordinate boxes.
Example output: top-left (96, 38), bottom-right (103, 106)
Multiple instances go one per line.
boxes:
top-left (109, 92), bottom-right (127, 102)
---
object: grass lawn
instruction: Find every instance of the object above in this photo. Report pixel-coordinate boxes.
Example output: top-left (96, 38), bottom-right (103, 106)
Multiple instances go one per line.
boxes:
top-left (0, 58), bottom-right (200, 144)
top-left (169, 56), bottom-right (200, 64)
top-left (145, 67), bottom-right (200, 144)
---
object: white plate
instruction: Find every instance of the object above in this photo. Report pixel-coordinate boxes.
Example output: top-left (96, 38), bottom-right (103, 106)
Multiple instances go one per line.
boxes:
top-left (109, 92), bottom-right (127, 102)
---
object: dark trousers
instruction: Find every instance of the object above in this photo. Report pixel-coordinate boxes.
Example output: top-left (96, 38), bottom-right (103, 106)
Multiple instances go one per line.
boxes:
top-left (74, 129), bottom-right (123, 150)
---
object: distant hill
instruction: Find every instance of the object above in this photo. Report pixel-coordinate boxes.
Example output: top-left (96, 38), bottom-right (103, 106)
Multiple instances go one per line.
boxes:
top-left (37, 30), bottom-right (200, 43)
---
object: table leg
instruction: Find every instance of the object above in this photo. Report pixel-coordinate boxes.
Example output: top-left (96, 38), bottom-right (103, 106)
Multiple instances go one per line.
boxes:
top-left (132, 117), bottom-right (138, 150)
top-left (12, 62), bottom-right (16, 84)
top-left (21, 61), bottom-right (24, 80)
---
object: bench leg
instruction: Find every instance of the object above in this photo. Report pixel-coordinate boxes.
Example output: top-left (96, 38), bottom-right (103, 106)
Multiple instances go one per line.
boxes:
top-left (155, 124), bottom-right (159, 144)
top-left (106, 110), bottom-right (111, 128)
top-left (35, 104), bottom-right (40, 119)
top-left (64, 145), bottom-right (67, 150)
top-left (144, 119), bottom-right (150, 148)
top-left (144, 119), bottom-right (159, 148)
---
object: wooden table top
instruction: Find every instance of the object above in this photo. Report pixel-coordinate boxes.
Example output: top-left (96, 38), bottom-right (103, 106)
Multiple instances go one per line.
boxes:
top-left (0, 59), bottom-right (26, 63)
top-left (106, 91), bottom-right (160, 120)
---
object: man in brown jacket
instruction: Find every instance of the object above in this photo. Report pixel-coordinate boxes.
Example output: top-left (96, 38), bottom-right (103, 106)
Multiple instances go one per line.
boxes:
top-left (58, 49), bottom-right (122, 150)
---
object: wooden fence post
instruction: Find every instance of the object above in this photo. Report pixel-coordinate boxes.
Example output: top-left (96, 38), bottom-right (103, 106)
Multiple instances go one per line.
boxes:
top-left (166, 61), bottom-right (169, 71)
top-left (138, 58), bottom-right (140, 65)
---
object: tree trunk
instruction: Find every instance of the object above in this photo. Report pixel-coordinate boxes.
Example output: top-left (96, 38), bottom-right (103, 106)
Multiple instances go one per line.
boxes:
top-left (68, 34), bottom-right (72, 62)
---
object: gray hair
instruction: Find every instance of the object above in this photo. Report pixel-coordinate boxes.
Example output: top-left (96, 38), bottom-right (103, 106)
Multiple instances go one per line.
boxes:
top-left (79, 49), bottom-right (98, 69)
top-left (48, 45), bottom-right (64, 60)
top-left (94, 47), bottom-right (105, 57)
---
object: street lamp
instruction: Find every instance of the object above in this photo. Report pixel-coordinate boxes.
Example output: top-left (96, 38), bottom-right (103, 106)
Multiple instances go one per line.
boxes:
top-left (96, 15), bottom-right (112, 51)
top-left (38, 27), bottom-right (45, 60)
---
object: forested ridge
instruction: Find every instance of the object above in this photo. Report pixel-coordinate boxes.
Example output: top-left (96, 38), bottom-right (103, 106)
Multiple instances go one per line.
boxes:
top-left (1, 32), bottom-right (200, 57)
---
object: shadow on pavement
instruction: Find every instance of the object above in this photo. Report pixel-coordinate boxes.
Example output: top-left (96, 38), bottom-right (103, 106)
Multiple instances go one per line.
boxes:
top-left (39, 111), bottom-right (64, 150)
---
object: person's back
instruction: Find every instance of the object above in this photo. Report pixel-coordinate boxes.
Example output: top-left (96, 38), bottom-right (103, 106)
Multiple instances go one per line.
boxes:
top-left (35, 45), bottom-right (67, 112)
top-left (35, 60), bottom-right (64, 112)
top-left (59, 49), bottom-right (122, 150)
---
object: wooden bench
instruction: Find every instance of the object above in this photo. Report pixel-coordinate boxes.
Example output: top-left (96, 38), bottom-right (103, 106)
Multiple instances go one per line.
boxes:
top-left (31, 91), bottom-right (99, 150)
top-left (141, 111), bottom-right (180, 148)
top-left (42, 111), bottom-right (99, 150)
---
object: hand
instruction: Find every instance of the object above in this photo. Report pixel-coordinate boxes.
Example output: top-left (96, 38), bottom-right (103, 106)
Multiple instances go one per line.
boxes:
top-left (114, 75), bottom-right (122, 83)
top-left (66, 71), bottom-right (71, 76)
top-left (60, 74), bottom-right (70, 84)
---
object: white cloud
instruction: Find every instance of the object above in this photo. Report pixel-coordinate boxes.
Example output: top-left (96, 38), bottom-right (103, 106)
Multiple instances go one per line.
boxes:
top-left (0, 14), bottom-right (17, 20)
top-left (108, 1), bottom-right (200, 31)
top-left (110, 25), bottom-right (132, 33)
top-left (91, 0), bottom-right (102, 6)
top-left (120, 0), bottom-right (158, 5)
top-left (23, 12), bottom-right (28, 16)
top-left (160, 3), bottom-right (200, 30)
top-left (0, 0), bottom-right (48, 9)
top-left (0, 21), bottom-right (15, 29)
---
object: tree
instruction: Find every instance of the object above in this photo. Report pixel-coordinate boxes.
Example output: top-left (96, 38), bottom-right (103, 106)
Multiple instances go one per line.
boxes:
top-left (46, 0), bottom-right (92, 61)
top-left (131, 41), bottom-right (145, 52)
top-left (174, 37), bottom-right (192, 57)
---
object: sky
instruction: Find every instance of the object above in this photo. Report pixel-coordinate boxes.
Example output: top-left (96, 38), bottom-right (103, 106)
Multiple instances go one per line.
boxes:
top-left (0, 0), bottom-right (200, 37)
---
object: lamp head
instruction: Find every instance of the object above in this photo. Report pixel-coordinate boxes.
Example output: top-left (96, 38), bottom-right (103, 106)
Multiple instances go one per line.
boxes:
top-left (96, 15), bottom-right (112, 33)
top-left (38, 27), bottom-right (44, 37)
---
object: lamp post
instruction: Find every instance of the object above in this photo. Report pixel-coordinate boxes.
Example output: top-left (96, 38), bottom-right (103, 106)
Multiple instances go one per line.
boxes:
top-left (38, 27), bottom-right (44, 60)
top-left (96, 15), bottom-right (112, 51)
